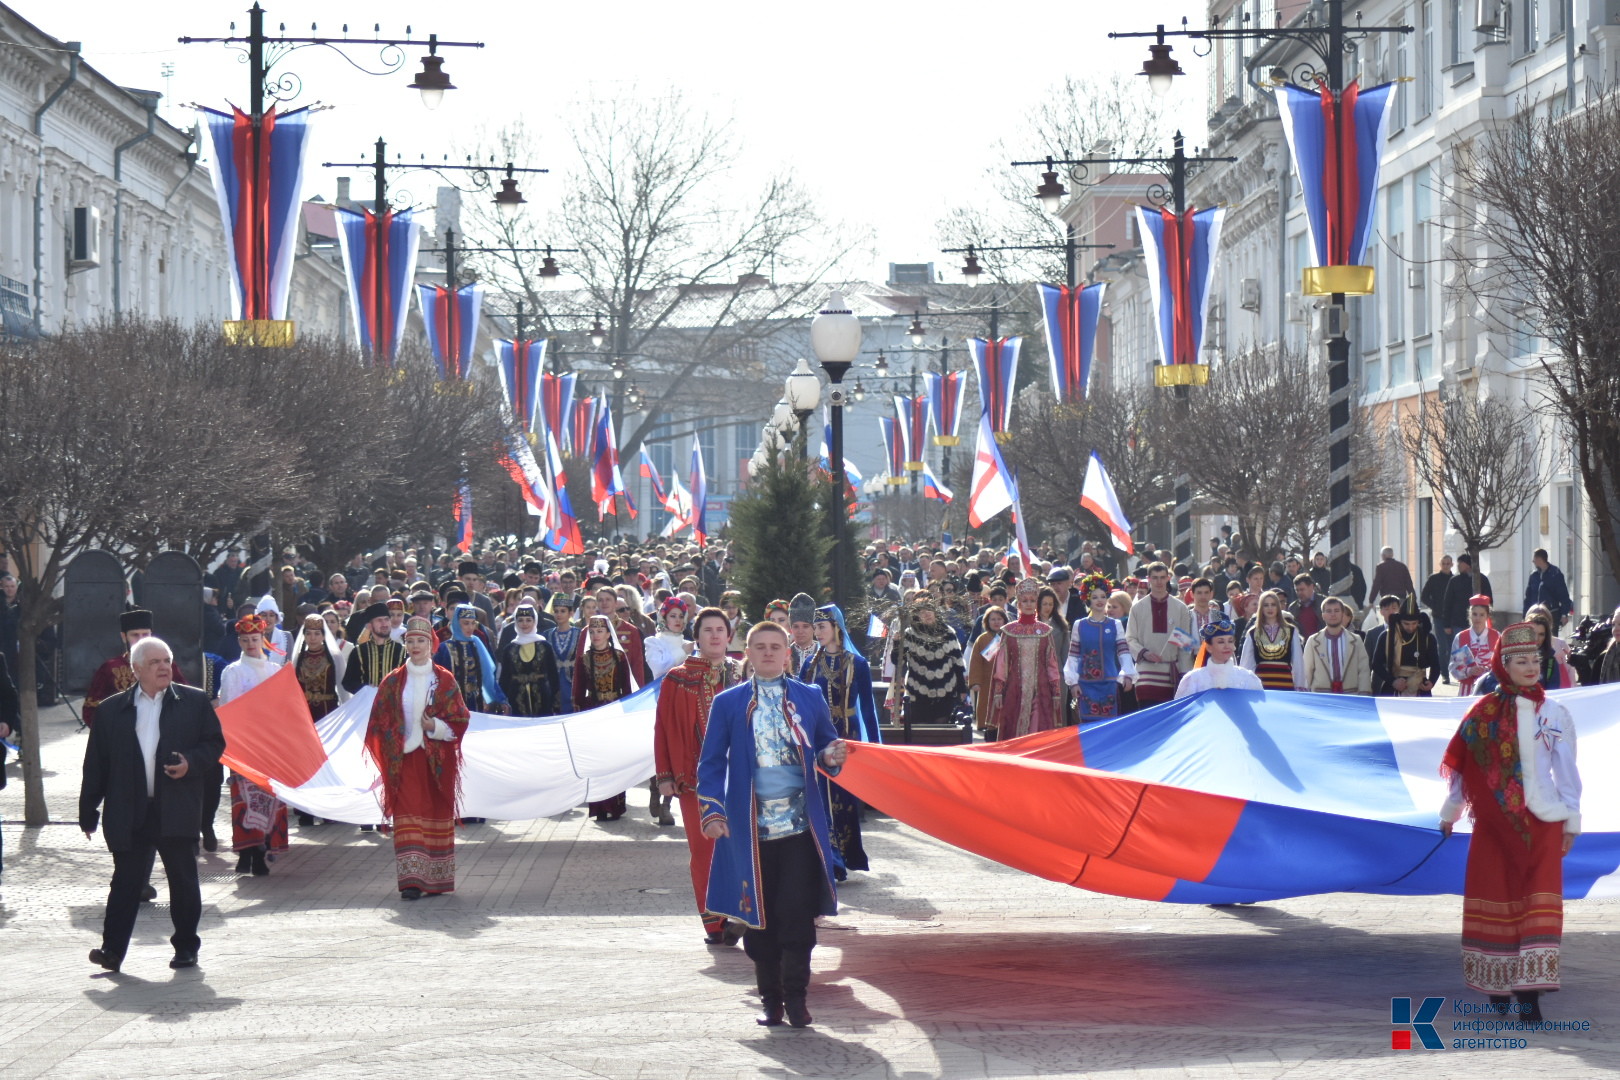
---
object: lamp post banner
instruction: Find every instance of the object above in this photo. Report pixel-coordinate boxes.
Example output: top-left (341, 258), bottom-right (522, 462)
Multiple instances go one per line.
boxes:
top-left (878, 416), bottom-right (905, 484)
top-left (571, 395), bottom-right (598, 459)
top-left (1276, 80), bottom-right (1398, 273)
top-left (496, 338), bottom-right (547, 434)
top-left (1136, 204), bottom-right (1224, 379)
top-left (1038, 282), bottom-right (1106, 403)
top-left (539, 372), bottom-right (576, 455)
top-left (418, 282), bottom-right (485, 381)
top-left (332, 206), bottom-right (421, 363)
top-left (198, 105), bottom-right (314, 322)
top-left (968, 335), bottom-right (1022, 440)
top-left (923, 370), bottom-right (965, 445)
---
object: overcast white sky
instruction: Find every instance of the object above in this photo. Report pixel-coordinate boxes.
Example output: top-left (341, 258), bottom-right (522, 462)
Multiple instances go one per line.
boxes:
top-left (42, 0), bottom-right (1211, 282)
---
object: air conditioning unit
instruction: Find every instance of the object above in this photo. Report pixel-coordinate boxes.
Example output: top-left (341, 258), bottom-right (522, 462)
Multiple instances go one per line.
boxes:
top-left (1287, 292), bottom-right (1307, 324)
top-left (71, 206), bottom-right (101, 268)
top-left (1407, 267), bottom-right (1424, 289)
top-left (1239, 277), bottom-right (1261, 312)
top-left (1474, 0), bottom-right (1503, 32)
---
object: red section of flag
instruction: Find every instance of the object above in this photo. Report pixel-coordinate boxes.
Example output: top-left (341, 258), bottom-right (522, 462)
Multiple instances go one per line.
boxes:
top-left (216, 665), bottom-right (327, 791)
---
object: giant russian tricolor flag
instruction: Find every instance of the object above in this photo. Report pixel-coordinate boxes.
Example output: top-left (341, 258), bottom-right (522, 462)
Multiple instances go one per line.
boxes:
top-left (1038, 281), bottom-right (1105, 402)
top-left (418, 282), bottom-right (484, 382)
top-left (332, 206), bottom-right (421, 364)
top-left (496, 338), bottom-right (547, 436)
top-left (197, 104), bottom-right (314, 323)
top-left (1137, 204), bottom-right (1225, 387)
top-left (1080, 451), bottom-right (1134, 554)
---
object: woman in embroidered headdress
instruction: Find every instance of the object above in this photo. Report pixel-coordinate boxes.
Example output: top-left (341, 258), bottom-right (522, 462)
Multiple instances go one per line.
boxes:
top-left (573, 614), bottom-right (638, 821)
top-left (496, 603), bottom-right (560, 718)
top-left (433, 604), bottom-right (507, 713)
top-left (801, 603), bottom-right (880, 880)
top-left (645, 596), bottom-right (695, 681)
top-left (291, 613), bottom-right (346, 723)
top-left (989, 579), bottom-right (1065, 740)
top-left (544, 594), bottom-right (582, 714)
top-left (1440, 622), bottom-right (1582, 1022)
top-left (1063, 574), bottom-right (1137, 720)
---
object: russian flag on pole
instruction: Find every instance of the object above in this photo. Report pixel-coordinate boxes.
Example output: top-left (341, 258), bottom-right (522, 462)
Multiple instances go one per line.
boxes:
top-left (540, 372), bottom-right (576, 450)
top-left (332, 206), bottom-right (420, 364)
top-left (417, 283), bottom-right (484, 381)
top-left (1038, 282), bottom-right (1106, 402)
top-left (1081, 451), bottom-right (1135, 554)
top-left (1009, 471), bottom-right (1034, 569)
top-left (590, 396), bottom-right (631, 519)
top-left (922, 461), bottom-right (953, 503)
top-left (197, 105), bottom-right (314, 323)
top-left (922, 370), bottom-right (965, 447)
top-left (639, 448), bottom-right (669, 507)
top-left (878, 416), bottom-right (905, 485)
top-left (1276, 79), bottom-right (1397, 295)
top-left (1137, 204), bottom-right (1225, 387)
top-left (689, 435), bottom-right (709, 547)
top-left (498, 432), bottom-right (559, 541)
top-left (544, 432), bottom-right (585, 554)
top-left (453, 480), bottom-right (474, 553)
top-left (969, 336), bottom-right (1022, 443)
top-left (968, 413), bottom-right (1015, 528)
top-left (496, 338), bottom-right (547, 436)
top-left (866, 612), bottom-right (889, 639)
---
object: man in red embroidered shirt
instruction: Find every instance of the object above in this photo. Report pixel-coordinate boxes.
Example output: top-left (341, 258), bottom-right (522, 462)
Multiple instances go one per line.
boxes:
top-left (1125, 563), bottom-right (1194, 707)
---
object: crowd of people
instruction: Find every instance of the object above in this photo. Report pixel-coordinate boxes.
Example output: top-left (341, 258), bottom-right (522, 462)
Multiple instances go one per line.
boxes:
top-left (19, 526), bottom-right (1592, 1026)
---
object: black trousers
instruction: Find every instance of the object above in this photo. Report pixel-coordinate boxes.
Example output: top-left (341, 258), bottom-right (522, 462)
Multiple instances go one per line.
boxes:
top-left (743, 831), bottom-right (825, 1001)
top-left (103, 800), bottom-right (202, 958)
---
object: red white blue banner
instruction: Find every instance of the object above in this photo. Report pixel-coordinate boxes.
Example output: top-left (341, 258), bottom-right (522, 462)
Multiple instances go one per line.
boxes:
top-left (1008, 471), bottom-right (1033, 570)
top-left (922, 371), bottom-right (965, 446)
top-left (1080, 451), bottom-right (1134, 555)
top-left (1038, 282), bottom-right (1106, 402)
top-left (689, 435), bottom-right (709, 547)
top-left (571, 396), bottom-right (598, 459)
top-left (1136, 205), bottom-right (1225, 381)
top-left (198, 105), bottom-right (314, 322)
top-left (638, 448), bottom-right (669, 507)
top-left (418, 283), bottom-right (484, 381)
top-left (1276, 80), bottom-right (1397, 271)
top-left (969, 336), bottom-right (1021, 441)
top-left (452, 479), bottom-right (473, 553)
top-left (498, 431), bottom-right (559, 543)
top-left (544, 431), bottom-right (585, 554)
top-left (540, 372), bottom-right (576, 452)
top-left (332, 206), bottom-right (421, 364)
top-left (894, 394), bottom-right (927, 471)
top-left (496, 338), bottom-right (547, 436)
top-left (878, 416), bottom-right (905, 483)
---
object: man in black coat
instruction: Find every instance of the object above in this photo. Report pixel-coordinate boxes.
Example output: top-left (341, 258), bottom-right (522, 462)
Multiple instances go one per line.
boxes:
top-left (1442, 554), bottom-right (1493, 642)
top-left (79, 637), bottom-right (225, 973)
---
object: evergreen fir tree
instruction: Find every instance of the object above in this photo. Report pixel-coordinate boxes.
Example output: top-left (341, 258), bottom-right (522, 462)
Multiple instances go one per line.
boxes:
top-left (728, 444), bottom-right (832, 615)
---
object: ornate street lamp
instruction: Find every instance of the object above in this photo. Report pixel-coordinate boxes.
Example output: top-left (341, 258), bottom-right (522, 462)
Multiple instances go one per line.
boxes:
top-left (589, 316), bottom-right (607, 349)
top-left (784, 357), bottom-right (822, 460)
top-left (907, 313), bottom-right (927, 348)
top-left (810, 290), bottom-right (861, 609)
top-left (959, 244), bottom-right (983, 287)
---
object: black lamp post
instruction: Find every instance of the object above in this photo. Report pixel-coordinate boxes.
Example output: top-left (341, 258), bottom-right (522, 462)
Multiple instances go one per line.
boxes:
top-left (1109, 3), bottom-right (1414, 595)
top-left (944, 238), bottom-right (1116, 291)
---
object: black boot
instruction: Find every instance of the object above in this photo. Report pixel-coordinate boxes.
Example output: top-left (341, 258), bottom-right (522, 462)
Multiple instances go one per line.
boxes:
top-left (250, 846), bottom-right (270, 876)
top-left (1489, 994), bottom-right (1512, 1015)
top-left (235, 850), bottom-right (252, 874)
top-left (1514, 991), bottom-right (1543, 1024)
top-left (754, 957), bottom-right (785, 1027)
top-left (782, 946), bottom-right (813, 1027)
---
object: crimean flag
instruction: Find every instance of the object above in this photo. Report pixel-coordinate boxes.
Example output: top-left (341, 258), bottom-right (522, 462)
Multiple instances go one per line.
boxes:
top-left (922, 462), bottom-right (953, 504)
top-left (1136, 204), bottom-right (1225, 387)
top-left (878, 416), bottom-right (905, 486)
top-left (452, 480), bottom-right (474, 553)
top-left (332, 205), bottom-right (420, 364)
top-left (1080, 451), bottom-right (1135, 554)
top-left (418, 282), bottom-right (484, 381)
top-left (922, 370), bottom-right (965, 446)
top-left (1276, 79), bottom-right (1397, 292)
top-left (895, 393), bottom-right (928, 471)
top-left (689, 435), bottom-right (709, 547)
top-left (540, 372), bottom-right (576, 449)
top-left (1038, 282), bottom-right (1106, 402)
top-left (544, 431), bottom-right (585, 554)
top-left (571, 396), bottom-right (598, 459)
top-left (197, 104), bottom-right (315, 323)
top-left (496, 338), bottom-right (547, 435)
top-left (969, 336), bottom-right (1022, 443)
top-left (967, 413), bottom-right (1015, 528)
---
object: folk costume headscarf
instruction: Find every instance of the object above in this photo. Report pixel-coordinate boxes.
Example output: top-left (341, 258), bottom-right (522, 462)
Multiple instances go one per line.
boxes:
top-left (1442, 622), bottom-right (1547, 848)
top-left (448, 603), bottom-right (503, 706)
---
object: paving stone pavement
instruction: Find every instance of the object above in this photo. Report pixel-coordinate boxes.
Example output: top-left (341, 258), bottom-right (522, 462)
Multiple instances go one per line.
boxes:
top-left (2, 699), bottom-right (1616, 1080)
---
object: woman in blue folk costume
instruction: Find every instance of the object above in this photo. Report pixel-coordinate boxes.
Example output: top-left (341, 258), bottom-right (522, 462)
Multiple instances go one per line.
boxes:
top-left (1062, 573), bottom-right (1137, 721)
top-left (434, 604), bottom-right (508, 713)
top-left (800, 603), bottom-right (879, 880)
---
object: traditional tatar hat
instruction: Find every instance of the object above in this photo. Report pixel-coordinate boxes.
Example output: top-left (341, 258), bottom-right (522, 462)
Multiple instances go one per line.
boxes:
top-left (234, 614), bottom-right (266, 636)
top-left (788, 592), bottom-right (816, 625)
top-left (1496, 621), bottom-right (1540, 661)
top-left (403, 616), bottom-right (436, 641)
top-left (1201, 614), bottom-right (1237, 641)
top-left (361, 601), bottom-right (390, 622)
top-left (120, 609), bottom-right (154, 633)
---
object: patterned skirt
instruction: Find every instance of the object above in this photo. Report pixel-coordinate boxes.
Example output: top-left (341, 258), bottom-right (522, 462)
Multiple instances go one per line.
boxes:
top-left (389, 747), bottom-right (459, 894)
top-left (230, 774), bottom-right (289, 852)
top-left (1254, 660), bottom-right (1295, 690)
top-left (1461, 808), bottom-right (1564, 993)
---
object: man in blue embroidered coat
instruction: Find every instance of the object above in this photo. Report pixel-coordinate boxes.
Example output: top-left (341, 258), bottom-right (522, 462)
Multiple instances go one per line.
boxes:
top-left (698, 621), bottom-right (849, 1029)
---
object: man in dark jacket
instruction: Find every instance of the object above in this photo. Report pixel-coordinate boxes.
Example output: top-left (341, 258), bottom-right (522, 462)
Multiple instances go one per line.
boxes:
top-left (1442, 554), bottom-right (1493, 640)
top-left (79, 637), bottom-right (225, 973)
top-left (1420, 555), bottom-right (1454, 684)
top-left (1523, 548), bottom-right (1572, 627)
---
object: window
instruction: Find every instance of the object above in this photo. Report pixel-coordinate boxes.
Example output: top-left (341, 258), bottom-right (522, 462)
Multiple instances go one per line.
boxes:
top-left (1449, 0), bottom-right (1469, 64)
top-left (1412, 165), bottom-right (1431, 338)
top-left (699, 424), bottom-right (718, 484)
top-left (1386, 181), bottom-right (1405, 344)
top-left (1419, 1), bottom-right (1435, 118)
top-left (1390, 344), bottom-right (1410, 386)
top-left (1416, 342), bottom-right (1435, 380)
top-left (1519, 0), bottom-right (1539, 56)
top-left (1550, 0), bottom-right (1566, 36)
top-left (647, 412), bottom-right (674, 479)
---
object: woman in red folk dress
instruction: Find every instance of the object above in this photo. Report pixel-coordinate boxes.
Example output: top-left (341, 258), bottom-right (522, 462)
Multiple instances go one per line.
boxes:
top-left (1440, 621), bottom-right (1582, 1022)
top-left (573, 614), bottom-right (639, 822)
top-left (364, 616), bottom-right (470, 901)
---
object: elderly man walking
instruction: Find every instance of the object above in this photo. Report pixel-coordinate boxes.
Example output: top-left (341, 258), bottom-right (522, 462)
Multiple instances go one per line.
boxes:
top-left (79, 637), bottom-right (225, 972)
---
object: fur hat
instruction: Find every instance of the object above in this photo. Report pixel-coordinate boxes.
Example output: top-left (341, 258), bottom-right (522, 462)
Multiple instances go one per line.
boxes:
top-left (789, 592), bottom-right (816, 625)
top-left (119, 609), bottom-right (154, 633)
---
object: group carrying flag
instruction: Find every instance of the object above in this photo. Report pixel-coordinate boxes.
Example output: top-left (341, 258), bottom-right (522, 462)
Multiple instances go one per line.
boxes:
top-left (922, 370), bottom-right (964, 447)
top-left (1038, 282), bottom-right (1106, 402)
top-left (418, 283), bottom-right (484, 381)
top-left (967, 413), bottom-right (1015, 528)
top-left (1275, 79), bottom-right (1398, 296)
top-left (197, 104), bottom-right (315, 331)
top-left (332, 205), bottom-right (421, 364)
top-left (1136, 204), bottom-right (1225, 386)
top-left (969, 336), bottom-right (1022, 443)
top-left (1080, 451), bottom-right (1135, 554)
top-left (496, 338), bottom-right (547, 436)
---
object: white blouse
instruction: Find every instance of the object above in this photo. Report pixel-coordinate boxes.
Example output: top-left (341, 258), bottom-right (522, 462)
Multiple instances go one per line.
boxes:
top-left (1442, 696), bottom-right (1582, 834)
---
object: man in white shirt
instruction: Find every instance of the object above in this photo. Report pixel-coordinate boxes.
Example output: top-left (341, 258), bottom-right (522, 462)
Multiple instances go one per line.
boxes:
top-left (79, 637), bottom-right (225, 972)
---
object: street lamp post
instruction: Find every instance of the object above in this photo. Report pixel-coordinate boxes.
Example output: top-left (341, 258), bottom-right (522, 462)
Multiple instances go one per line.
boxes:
top-left (784, 358), bottom-right (821, 462)
top-left (811, 292), bottom-right (861, 610)
top-left (1110, 3), bottom-right (1413, 597)
top-left (944, 238), bottom-right (1116, 291)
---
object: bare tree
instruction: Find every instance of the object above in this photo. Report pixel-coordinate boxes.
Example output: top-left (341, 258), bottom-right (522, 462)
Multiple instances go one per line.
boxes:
top-left (1400, 384), bottom-right (1544, 594)
top-left (458, 92), bottom-right (865, 456)
top-left (1177, 346), bottom-right (1405, 560)
top-left (1449, 92), bottom-right (1620, 586)
top-left (938, 74), bottom-right (1165, 285)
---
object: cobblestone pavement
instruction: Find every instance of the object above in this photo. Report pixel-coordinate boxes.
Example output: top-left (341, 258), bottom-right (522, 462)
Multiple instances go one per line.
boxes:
top-left (2, 697), bottom-right (1616, 1080)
